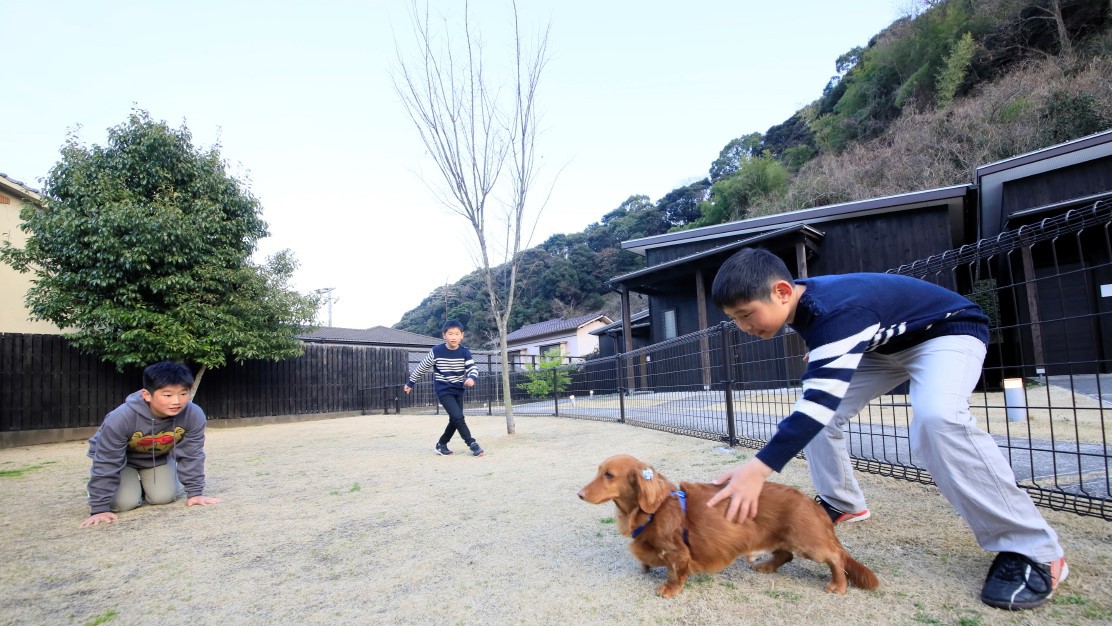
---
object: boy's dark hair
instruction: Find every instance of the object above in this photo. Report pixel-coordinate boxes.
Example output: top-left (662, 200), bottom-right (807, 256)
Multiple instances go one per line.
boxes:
top-left (441, 319), bottom-right (464, 334)
top-left (711, 248), bottom-right (795, 309)
top-left (142, 361), bottom-right (195, 392)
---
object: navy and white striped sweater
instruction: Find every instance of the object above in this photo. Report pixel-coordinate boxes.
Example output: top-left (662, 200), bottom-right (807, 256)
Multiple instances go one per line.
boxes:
top-left (757, 273), bottom-right (990, 473)
top-left (407, 343), bottom-right (479, 397)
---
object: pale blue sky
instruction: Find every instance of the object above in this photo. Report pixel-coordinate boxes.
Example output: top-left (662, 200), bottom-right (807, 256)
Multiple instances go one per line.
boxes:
top-left (3, 1), bottom-right (906, 329)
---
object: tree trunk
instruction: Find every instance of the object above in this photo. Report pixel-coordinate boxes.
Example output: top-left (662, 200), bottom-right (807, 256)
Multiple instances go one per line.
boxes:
top-left (190, 364), bottom-right (207, 402)
top-left (500, 334), bottom-right (515, 434)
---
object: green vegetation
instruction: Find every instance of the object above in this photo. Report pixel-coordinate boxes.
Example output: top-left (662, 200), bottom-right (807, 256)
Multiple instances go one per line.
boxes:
top-left (0, 109), bottom-right (319, 390)
top-left (395, 1), bottom-right (1112, 346)
top-left (0, 461), bottom-right (57, 478)
top-left (517, 349), bottom-right (573, 398)
top-left (84, 609), bottom-right (118, 626)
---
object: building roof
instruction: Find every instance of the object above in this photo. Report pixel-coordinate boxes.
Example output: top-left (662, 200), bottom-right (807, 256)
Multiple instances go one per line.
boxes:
top-left (505, 313), bottom-right (613, 343)
top-left (608, 224), bottom-right (824, 293)
top-left (619, 184), bottom-right (970, 256)
top-left (0, 173), bottom-right (43, 203)
top-left (590, 309), bottom-right (650, 336)
top-left (298, 325), bottom-right (441, 347)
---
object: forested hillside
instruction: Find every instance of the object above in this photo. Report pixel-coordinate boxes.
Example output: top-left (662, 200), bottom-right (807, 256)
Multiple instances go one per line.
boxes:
top-left (395, 0), bottom-right (1112, 346)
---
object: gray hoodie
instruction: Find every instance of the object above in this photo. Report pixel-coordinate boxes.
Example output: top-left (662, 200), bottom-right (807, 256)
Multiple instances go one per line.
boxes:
top-left (86, 390), bottom-right (208, 514)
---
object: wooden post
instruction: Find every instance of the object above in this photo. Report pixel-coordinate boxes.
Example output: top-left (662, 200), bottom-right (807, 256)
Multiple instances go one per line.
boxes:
top-left (620, 286), bottom-right (635, 393)
top-left (1021, 246), bottom-right (1045, 368)
top-left (696, 269), bottom-right (712, 389)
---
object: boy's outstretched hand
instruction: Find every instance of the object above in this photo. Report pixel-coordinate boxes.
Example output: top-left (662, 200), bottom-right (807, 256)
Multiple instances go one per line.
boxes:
top-left (80, 511), bottom-right (118, 527)
top-left (186, 495), bottom-right (222, 507)
top-left (706, 458), bottom-right (773, 523)
top-left (403, 385), bottom-right (412, 394)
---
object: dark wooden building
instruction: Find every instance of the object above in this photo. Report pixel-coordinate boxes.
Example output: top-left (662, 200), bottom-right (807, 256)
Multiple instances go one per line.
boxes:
top-left (975, 129), bottom-right (1112, 375)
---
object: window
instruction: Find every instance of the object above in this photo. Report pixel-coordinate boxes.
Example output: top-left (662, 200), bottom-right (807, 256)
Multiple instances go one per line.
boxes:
top-left (539, 343), bottom-right (561, 357)
top-left (663, 309), bottom-right (677, 339)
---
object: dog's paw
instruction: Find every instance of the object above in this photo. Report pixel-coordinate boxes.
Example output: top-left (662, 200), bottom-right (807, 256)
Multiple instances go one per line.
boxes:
top-left (824, 581), bottom-right (848, 594)
top-left (656, 583), bottom-right (683, 598)
top-left (752, 561), bottom-right (779, 574)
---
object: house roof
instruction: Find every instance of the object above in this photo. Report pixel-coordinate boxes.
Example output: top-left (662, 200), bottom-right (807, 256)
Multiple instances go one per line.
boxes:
top-left (0, 173), bottom-right (43, 203)
top-left (590, 309), bottom-right (650, 336)
top-left (298, 325), bottom-right (440, 347)
top-left (620, 184), bottom-right (970, 256)
top-left (505, 313), bottom-right (613, 343)
top-left (976, 128), bottom-right (1112, 178)
top-left (608, 224), bottom-right (824, 293)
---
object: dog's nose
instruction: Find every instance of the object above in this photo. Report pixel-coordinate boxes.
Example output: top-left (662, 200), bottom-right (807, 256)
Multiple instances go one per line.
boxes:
top-left (577, 490), bottom-right (586, 500)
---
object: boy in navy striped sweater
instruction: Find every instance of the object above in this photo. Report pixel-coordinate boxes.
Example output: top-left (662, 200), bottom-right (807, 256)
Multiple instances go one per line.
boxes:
top-left (705, 248), bottom-right (1065, 610)
top-left (403, 319), bottom-right (484, 456)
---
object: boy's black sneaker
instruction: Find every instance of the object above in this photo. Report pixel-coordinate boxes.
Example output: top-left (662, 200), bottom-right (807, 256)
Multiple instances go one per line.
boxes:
top-left (469, 441), bottom-right (485, 457)
top-left (434, 443), bottom-right (453, 456)
top-left (814, 495), bottom-right (871, 524)
top-left (981, 552), bottom-right (1068, 610)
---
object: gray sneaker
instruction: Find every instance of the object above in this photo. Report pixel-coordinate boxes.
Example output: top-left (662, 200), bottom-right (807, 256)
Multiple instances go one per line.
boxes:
top-left (434, 443), bottom-right (453, 456)
top-left (469, 441), bottom-right (485, 457)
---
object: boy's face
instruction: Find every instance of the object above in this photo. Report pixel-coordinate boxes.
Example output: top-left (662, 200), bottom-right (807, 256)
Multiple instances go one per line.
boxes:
top-left (140, 384), bottom-right (191, 418)
top-left (443, 327), bottom-right (464, 349)
top-left (720, 281), bottom-right (794, 340)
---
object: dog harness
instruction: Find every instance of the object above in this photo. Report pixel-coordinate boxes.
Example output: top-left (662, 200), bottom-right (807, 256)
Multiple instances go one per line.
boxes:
top-left (631, 490), bottom-right (689, 546)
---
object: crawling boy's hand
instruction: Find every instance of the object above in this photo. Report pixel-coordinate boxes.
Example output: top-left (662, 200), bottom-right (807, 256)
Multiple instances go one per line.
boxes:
top-left (186, 495), bottom-right (222, 507)
top-left (80, 512), bottom-right (118, 527)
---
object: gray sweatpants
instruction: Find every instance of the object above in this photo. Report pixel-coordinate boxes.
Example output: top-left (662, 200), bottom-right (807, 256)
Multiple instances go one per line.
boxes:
top-left (112, 458), bottom-right (183, 513)
top-left (803, 334), bottom-right (1063, 563)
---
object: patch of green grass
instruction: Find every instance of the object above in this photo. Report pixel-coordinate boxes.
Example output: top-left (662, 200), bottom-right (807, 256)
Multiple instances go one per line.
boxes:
top-left (0, 461), bottom-right (57, 478)
top-left (84, 609), bottom-right (118, 626)
top-left (911, 603), bottom-right (944, 624)
top-left (764, 589), bottom-right (802, 601)
top-left (686, 574), bottom-right (712, 587)
top-left (1052, 593), bottom-right (1088, 606)
top-left (329, 482), bottom-right (361, 496)
top-left (719, 581), bottom-right (737, 590)
top-left (244, 456), bottom-right (262, 462)
top-left (599, 517), bottom-right (614, 525)
top-left (957, 615), bottom-right (983, 626)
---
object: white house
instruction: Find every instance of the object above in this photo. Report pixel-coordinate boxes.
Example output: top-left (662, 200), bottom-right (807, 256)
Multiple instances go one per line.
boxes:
top-left (504, 312), bottom-right (613, 363)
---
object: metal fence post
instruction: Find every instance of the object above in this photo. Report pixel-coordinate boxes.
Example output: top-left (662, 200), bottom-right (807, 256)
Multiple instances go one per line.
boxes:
top-left (719, 325), bottom-right (738, 446)
top-left (552, 365), bottom-right (559, 416)
top-left (616, 353), bottom-right (626, 424)
top-left (487, 353), bottom-right (494, 415)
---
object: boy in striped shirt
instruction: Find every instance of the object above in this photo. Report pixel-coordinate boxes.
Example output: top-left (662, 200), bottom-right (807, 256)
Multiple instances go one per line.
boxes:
top-left (404, 319), bottom-right (484, 456)
top-left (705, 248), bottom-right (1065, 610)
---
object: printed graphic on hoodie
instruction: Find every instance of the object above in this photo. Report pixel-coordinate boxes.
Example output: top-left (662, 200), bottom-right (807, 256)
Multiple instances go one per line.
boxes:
top-left (129, 427), bottom-right (186, 454)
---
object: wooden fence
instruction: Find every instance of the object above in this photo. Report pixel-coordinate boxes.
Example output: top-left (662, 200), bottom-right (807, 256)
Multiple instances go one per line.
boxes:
top-left (0, 334), bottom-right (410, 432)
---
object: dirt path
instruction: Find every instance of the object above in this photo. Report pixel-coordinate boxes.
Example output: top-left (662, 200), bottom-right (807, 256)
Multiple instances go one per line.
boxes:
top-left (1, 412), bottom-right (1109, 625)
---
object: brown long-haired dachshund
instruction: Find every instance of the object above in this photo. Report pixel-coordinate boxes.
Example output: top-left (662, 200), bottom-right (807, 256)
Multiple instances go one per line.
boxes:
top-left (578, 454), bottom-right (880, 598)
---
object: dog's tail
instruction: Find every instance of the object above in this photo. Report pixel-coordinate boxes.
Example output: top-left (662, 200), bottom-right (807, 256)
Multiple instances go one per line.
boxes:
top-left (844, 554), bottom-right (880, 590)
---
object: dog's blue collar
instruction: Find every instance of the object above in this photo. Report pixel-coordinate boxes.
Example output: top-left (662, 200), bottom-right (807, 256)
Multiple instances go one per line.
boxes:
top-left (631, 490), bottom-right (688, 546)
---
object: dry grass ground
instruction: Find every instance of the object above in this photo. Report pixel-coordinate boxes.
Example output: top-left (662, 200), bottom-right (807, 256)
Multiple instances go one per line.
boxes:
top-left (1, 412), bottom-right (1110, 626)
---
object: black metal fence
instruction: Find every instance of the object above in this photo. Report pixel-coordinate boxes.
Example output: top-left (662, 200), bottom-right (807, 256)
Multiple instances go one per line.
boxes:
top-left (486, 200), bottom-right (1112, 520)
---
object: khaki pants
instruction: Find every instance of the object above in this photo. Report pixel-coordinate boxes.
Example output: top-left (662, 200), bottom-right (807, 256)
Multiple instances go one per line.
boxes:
top-left (112, 458), bottom-right (183, 513)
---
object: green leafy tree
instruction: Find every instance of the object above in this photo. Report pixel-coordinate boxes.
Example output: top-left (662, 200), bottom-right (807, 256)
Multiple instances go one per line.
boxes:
top-left (0, 109), bottom-right (319, 396)
top-left (936, 32), bottom-right (977, 108)
top-left (709, 133), bottom-right (762, 182)
top-left (516, 348), bottom-right (571, 398)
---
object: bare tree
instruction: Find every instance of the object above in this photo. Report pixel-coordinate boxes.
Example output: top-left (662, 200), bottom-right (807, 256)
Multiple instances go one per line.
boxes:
top-left (393, 1), bottom-right (551, 434)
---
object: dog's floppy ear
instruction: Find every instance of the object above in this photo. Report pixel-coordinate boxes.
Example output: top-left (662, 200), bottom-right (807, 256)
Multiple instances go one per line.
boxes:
top-left (635, 463), bottom-right (669, 513)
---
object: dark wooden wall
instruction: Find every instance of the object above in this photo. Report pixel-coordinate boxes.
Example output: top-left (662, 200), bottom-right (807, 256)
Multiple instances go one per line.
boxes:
top-left (0, 334), bottom-right (412, 432)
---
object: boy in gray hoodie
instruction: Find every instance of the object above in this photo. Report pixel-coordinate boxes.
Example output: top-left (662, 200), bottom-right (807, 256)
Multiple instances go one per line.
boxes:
top-left (80, 361), bottom-right (221, 527)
